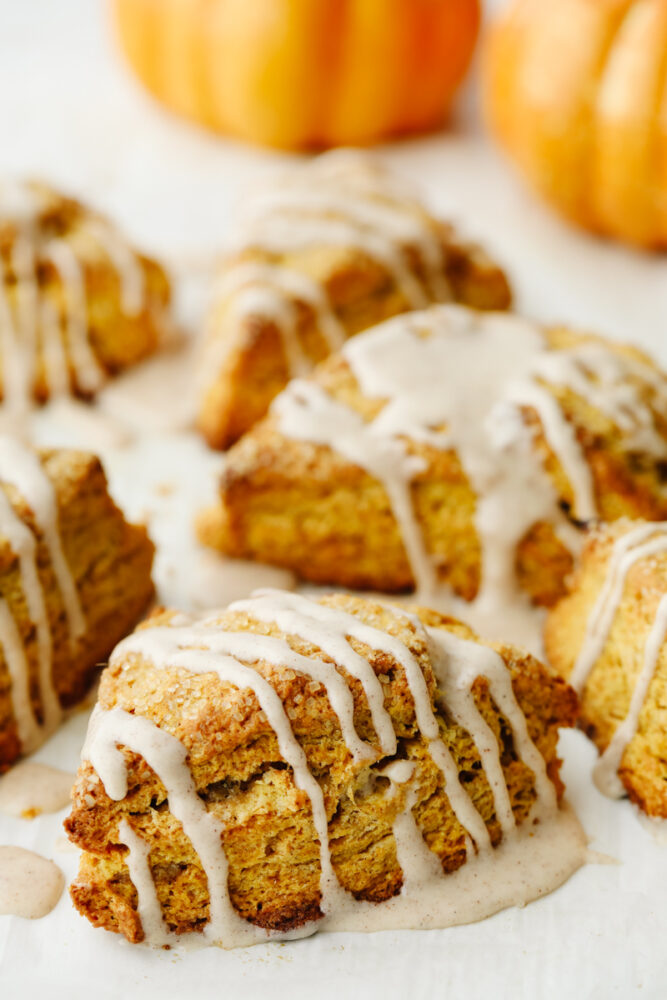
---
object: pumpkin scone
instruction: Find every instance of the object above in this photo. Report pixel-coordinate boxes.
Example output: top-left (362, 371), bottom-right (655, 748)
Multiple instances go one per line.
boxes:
top-left (197, 152), bottom-right (511, 449)
top-left (200, 305), bottom-right (667, 643)
top-left (65, 590), bottom-right (583, 947)
top-left (0, 436), bottom-right (155, 770)
top-left (545, 519), bottom-right (667, 819)
top-left (0, 179), bottom-right (171, 422)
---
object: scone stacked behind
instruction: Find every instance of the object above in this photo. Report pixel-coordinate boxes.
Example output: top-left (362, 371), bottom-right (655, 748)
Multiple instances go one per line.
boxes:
top-left (546, 520), bottom-right (667, 818)
top-left (66, 591), bottom-right (579, 945)
top-left (0, 437), bottom-right (155, 769)
top-left (202, 305), bottom-right (667, 639)
top-left (0, 180), bottom-right (170, 420)
top-left (198, 152), bottom-right (512, 449)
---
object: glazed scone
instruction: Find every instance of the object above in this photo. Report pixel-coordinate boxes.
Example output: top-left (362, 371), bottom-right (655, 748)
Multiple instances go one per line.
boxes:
top-left (201, 306), bottom-right (667, 641)
top-left (198, 152), bottom-right (511, 449)
top-left (0, 437), bottom-right (155, 770)
top-left (545, 519), bottom-right (667, 818)
top-left (0, 180), bottom-right (170, 420)
top-left (65, 590), bottom-right (581, 947)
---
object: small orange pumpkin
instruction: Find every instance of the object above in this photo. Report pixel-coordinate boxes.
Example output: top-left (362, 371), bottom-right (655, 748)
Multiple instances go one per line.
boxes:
top-left (484, 0), bottom-right (667, 250)
top-left (112, 0), bottom-right (481, 149)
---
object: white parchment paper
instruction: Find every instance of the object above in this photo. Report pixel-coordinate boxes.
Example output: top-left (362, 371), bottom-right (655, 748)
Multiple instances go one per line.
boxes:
top-left (0, 1), bottom-right (666, 997)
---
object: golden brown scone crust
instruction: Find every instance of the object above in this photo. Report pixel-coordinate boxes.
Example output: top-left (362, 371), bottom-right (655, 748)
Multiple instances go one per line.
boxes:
top-left (198, 222), bottom-right (512, 450)
top-left (203, 327), bottom-right (667, 606)
top-left (0, 450), bottom-right (155, 770)
top-left (545, 519), bottom-right (667, 817)
top-left (0, 181), bottom-right (170, 402)
top-left (66, 594), bottom-right (577, 944)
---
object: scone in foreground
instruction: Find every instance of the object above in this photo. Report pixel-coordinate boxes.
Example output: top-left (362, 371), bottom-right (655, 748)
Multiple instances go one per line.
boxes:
top-left (66, 590), bottom-right (583, 947)
top-left (202, 305), bottom-right (667, 642)
top-left (0, 437), bottom-right (155, 770)
top-left (546, 519), bottom-right (667, 819)
top-left (198, 152), bottom-right (511, 449)
top-left (0, 179), bottom-right (170, 422)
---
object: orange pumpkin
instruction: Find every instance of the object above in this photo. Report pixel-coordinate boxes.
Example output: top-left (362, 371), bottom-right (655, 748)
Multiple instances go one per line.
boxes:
top-left (483, 0), bottom-right (667, 250)
top-left (112, 0), bottom-right (481, 149)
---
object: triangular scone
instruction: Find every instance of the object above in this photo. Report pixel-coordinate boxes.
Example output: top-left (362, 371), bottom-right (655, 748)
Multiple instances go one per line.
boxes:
top-left (545, 519), bottom-right (667, 819)
top-left (0, 437), bottom-right (154, 769)
top-left (0, 180), bottom-right (170, 419)
top-left (197, 152), bottom-right (511, 449)
top-left (204, 306), bottom-right (667, 627)
top-left (66, 591), bottom-right (580, 946)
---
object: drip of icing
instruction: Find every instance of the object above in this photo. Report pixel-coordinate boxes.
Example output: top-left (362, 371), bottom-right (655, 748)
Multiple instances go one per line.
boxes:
top-left (0, 440), bottom-right (87, 752)
top-left (0, 181), bottom-right (151, 425)
top-left (427, 627), bottom-right (557, 818)
top-left (0, 761), bottom-right (73, 818)
top-left (107, 628), bottom-right (350, 916)
top-left (80, 590), bottom-right (583, 948)
top-left (0, 435), bottom-right (85, 643)
top-left (45, 239), bottom-right (106, 395)
top-left (208, 153), bottom-right (456, 390)
top-left (379, 761), bottom-right (443, 887)
top-left (0, 845), bottom-right (64, 919)
top-left (570, 524), bottom-right (667, 692)
top-left (216, 261), bottom-right (345, 357)
top-left (86, 706), bottom-right (265, 948)
top-left (272, 306), bottom-right (666, 647)
top-left (119, 818), bottom-right (172, 943)
top-left (0, 487), bottom-right (58, 742)
top-left (83, 219), bottom-right (145, 315)
top-left (594, 593), bottom-right (667, 798)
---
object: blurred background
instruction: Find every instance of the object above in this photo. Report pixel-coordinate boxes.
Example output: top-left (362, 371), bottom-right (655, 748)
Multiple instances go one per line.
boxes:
top-left (0, 0), bottom-right (664, 355)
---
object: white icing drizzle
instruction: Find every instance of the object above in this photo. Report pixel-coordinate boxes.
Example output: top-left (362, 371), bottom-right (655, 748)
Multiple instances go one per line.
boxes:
top-left (0, 435), bottom-right (85, 643)
top-left (83, 218), bottom-right (145, 315)
top-left (567, 523), bottom-right (667, 799)
top-left (0, 437), bottom-right (86, 753)
top-left (81, 589), bottom-right (579, 948)
top-left (272, 306), bottom-right (666, 647)
top-left (379, 760), bottom-right (443, 887)
top-left (570, 524), bottom-right (667, 691)
top-left (205, 152), bottom-right (454, 391)
top-left (44, 239), bottom-right (106, 395)
top-left (594, 593), bottom-right (667, 798)
top-left (217, 262), bottom-right (346, 362)
top-left (0, 180), bottom-right (150, 421)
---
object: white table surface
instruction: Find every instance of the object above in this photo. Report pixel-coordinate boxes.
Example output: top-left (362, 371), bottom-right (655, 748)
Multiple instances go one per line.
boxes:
top-left (0, 2), bottom-right (666, 998)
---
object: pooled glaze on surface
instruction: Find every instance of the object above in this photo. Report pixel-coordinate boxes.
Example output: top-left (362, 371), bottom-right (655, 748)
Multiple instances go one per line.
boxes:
top-left (0, 845), bottom-right (64, 918)
top-left (0, 762), bottom-right (74, 818)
